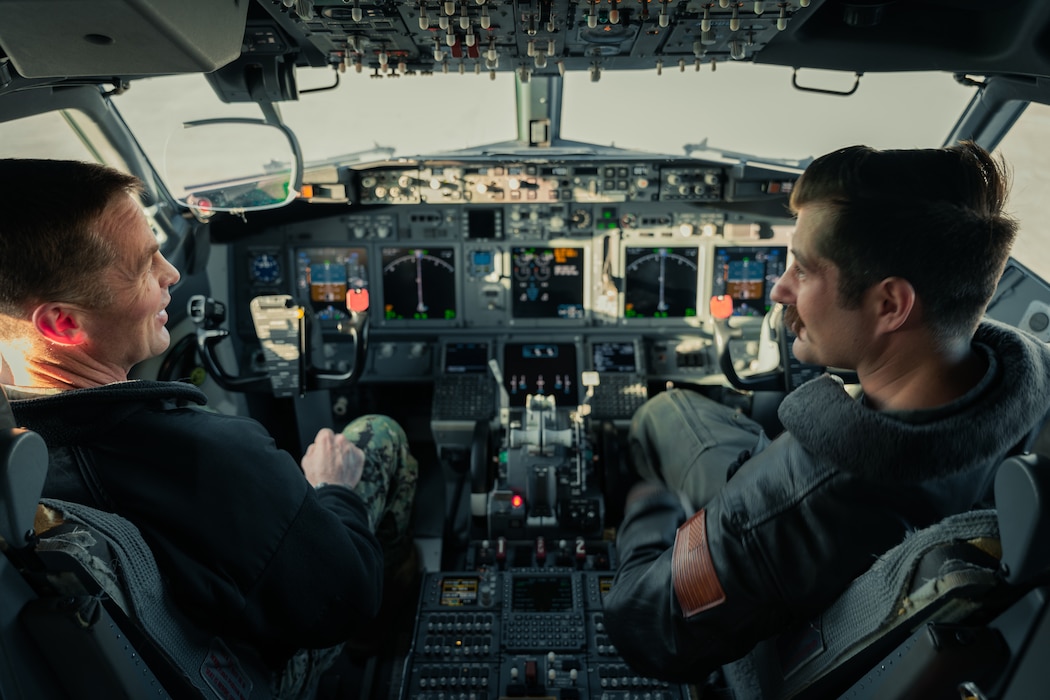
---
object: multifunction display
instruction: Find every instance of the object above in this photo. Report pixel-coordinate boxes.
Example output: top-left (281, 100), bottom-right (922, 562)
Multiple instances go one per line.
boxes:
top-left (623, 246), bottom-right (699, 318)
top-left (439, 577), bottom-right (480, 606)
top-left (511, 247), bottom-right (585, 319)
top-left (381, 247), bottom-right (457, 320)
top-left (592, 341), bottom-right (638, 373)
top-left (711, 245), bottom-right (787, 316)
top-left (510, 575), bottom-right (574, 613)
top-left (444, 341), bottom-right (490, 373)
top-left (294, 246), bottom-right (369, 323)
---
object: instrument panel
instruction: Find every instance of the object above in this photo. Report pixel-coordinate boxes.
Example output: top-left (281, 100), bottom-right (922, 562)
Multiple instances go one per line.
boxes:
top-left (228, 159), bottom-right (794, 393)
top-left (239, 211), bottom-right (789, 330)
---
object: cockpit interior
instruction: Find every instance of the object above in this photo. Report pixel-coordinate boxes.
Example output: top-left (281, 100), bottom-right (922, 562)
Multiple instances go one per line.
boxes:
top-left (3, 1), bottom-right (1050, 698)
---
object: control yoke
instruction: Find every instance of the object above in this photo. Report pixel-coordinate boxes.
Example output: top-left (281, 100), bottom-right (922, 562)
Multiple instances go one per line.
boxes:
top-left (710, 296), bottom-right (788, 392)
top-left (711, 298), bottom-right (857, 393)
top-left (189, 294), bottom-right (369, 396)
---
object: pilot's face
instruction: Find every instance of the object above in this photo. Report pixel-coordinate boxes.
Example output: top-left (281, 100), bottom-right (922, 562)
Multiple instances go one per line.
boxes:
top-left (81, 194), bottom-right (181, 370)
top-left (770, 204), bottom-right (873, 369)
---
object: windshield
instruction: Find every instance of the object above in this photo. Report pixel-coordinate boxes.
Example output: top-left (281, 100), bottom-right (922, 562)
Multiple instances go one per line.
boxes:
top-left (116, 65), bottom-right (975, 169)
top-left (562, 66), bottom-right (976, 160)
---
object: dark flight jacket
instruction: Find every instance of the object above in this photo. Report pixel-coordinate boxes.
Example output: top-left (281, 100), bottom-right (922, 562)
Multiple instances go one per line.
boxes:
top-left (11, 381), bottom-right (382, 668)
top-left (604, 320), bottom-right (1050, 682)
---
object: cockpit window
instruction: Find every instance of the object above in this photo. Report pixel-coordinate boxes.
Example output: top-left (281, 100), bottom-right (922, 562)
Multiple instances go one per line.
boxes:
top-left (562, 65), bottom-right (977, 160)
top-left (113, 70), bottom-right (518, 172)
top-left (0, 110), bottom-right (100, 161)
top-left (995, 101), bottom-right (1050, 281)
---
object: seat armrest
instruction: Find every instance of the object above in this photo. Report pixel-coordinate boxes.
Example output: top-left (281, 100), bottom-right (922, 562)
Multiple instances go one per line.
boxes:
top-left (0, 428), bottom-right (49, 548)
top-left (994, 453), bottom-right (1050, 584)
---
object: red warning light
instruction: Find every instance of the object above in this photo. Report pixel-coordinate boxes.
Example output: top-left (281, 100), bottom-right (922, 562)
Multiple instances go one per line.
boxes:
top-left (347, 288), bottom-right (370, 313)
top-left (511, 494), bottom-right (524, 509)
top-left (710, 295), bottom-right (734, 320)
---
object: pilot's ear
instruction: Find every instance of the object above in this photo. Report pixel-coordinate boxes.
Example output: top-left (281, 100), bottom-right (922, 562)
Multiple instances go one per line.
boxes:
top-left (31, 303), bottom-right (88, 345)
top-left (871, 277), bottom-right (916, 334)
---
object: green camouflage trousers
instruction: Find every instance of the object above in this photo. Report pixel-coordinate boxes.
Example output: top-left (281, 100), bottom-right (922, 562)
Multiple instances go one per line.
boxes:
top-left (342, 413), bottom-right (419, 547)
top-left (273, 414), bottom-right (418, 700)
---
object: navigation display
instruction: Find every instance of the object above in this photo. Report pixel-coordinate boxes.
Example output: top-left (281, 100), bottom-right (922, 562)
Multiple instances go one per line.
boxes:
top-left (294, 247), bottom-right (369, 322)
top-left (381, 247), bottom-right (457, 321)
top-left (711, 246), bottom-right (787, 317)
top-left (511, 247), bottom-right (585, 319)
top-left (623, 246), bottom-right (699, 318)
top-left (502, 342), bottom-right (578, 407)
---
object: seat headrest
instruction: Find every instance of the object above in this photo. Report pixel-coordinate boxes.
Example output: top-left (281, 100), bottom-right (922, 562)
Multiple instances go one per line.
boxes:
top-left (994, 452), bottom-right (1050, 584)
top-left (0, 387), bottom-right (49, 549)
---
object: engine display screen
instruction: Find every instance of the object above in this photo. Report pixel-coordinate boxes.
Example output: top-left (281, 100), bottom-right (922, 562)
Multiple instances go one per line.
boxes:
top-left (510, 575), bottom-right (573, 613)
top-left (511, 247), bottom-right (585, 319)
top-left (592, 341), bottom-right (638, 373)
top-left (381, 247), bottom-right (457, 321)
top-left (711, 246), bottom-right (787, 316)
top-left (502, 342), bottom-right (578, 407)
top-left (294, 247), bottom-right (369, 322)
top-left (623, 246), bottom-right (699, 318)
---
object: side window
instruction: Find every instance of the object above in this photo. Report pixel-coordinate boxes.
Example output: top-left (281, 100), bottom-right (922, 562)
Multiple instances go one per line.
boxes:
top-left (0, 111), bottom-right (98, 160)
top-left (995, 102), bottom-right (1050, 281)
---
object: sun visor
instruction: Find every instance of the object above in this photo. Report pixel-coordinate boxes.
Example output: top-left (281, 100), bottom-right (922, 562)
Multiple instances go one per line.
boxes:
top-left (0, 0), bottom-right (249, 79)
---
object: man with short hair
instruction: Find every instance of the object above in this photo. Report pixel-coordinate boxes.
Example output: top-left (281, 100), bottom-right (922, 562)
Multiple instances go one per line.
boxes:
top-left (0, 158), bottom-right (417, 687)
top-left (603, 142), bottom-right (1050, 681)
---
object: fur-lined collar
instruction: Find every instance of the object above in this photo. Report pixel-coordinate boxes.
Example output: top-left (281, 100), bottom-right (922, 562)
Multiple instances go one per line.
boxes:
top-left (9, 380), bottom-right (207, 446)
top-left (778, 320), bottom-right (1050, 481)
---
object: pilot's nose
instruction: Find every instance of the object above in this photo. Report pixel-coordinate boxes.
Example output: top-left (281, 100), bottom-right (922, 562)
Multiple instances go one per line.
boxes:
top-left (159, 255), bottom-right (181, 288)
top-left (769, 273), bottom-right (793, 305)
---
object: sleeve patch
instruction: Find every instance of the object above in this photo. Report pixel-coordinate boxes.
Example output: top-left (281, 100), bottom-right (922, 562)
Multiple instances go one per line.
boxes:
top-left (672, 508), bottom-right (726, 617)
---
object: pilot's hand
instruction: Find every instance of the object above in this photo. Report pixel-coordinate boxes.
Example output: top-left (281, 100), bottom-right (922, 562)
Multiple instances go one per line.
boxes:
top-left (302, 428), bottom-right (365, 489)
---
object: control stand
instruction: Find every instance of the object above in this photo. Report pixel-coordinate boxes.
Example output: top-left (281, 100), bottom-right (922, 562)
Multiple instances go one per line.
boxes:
top-left (486, 363), bottom-right (604, 539)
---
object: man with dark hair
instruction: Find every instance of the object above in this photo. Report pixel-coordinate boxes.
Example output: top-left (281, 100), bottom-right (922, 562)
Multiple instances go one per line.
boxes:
top-left (603, 142), bottom-right (1050, 681)
top-left (0, 158), bottom-right (418, 693)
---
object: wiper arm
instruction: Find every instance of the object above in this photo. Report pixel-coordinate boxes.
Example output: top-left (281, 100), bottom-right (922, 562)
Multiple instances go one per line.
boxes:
top-left (682, 138), bottom-right (812, 170)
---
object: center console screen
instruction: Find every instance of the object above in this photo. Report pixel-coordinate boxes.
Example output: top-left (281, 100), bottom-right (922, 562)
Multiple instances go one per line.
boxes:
top-left (439, 577), bottom-right (480, 607)
top-left (511, 247), bottom-right (585, 319)
top-left (711, 246), bottom-right (787, 317)
top-left (623, 246), bottom-right (699, 318)
top-left (503, 342), bottom-right (578, 407)
top-left (510, 575), bottom-right (573, 613)
top-left (443, 341), bottom-right (490, 374)
top-left (294, 247), bottom-right (369, 323)
top-left (592, 341), bottom-right (639, 373)
top-left (381, 247), bottom-right (457, 321)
